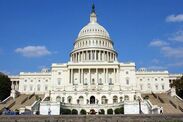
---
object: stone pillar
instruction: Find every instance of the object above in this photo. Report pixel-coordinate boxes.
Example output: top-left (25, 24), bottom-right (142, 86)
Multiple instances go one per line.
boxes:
top-left (89, 69), bottom-right (91, 85)
top-left (96, 68), bottom-right (98, 84)
top-left (71, 69), bottom-right (73, 85)
top-left (69, 69), bottom-right (71, 84)
top-left (114, 68), bottom-right (116, 83)
top-left (81, 69), bottom-right (84, 85)
top-left (106, 68), bottom-right (108, 83)
top-left (90, 51), bottom-right (92, 60)
top-left (78, 69), bottom-right (81, 84)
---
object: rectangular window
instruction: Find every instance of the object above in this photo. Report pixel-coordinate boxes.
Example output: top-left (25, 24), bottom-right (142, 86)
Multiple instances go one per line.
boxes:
top-left (30, 86), bottom-right (33, 91)
top-left (24, 85), bottom-right (27, 91)
top-left (45, 85), bottom-right (48, 91)
top-left (58, 78), bottom-right (61, 85)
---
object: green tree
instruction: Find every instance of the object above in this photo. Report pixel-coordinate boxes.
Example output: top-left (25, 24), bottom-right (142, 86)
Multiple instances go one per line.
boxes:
top-left (0, 73), bottom-right (11, 101)
top-left (72, 109), bottom-right (78, 115)
top-left (114, 108), bottom-right (120, 114)
top-left (119, 107), bottom-right (124, 114)
top-left (170, 76), bottom-right (183, 99)
top-left (80, 109), bottom-right (86, 115)
top-left (107, 108), bottom-right (113, 114)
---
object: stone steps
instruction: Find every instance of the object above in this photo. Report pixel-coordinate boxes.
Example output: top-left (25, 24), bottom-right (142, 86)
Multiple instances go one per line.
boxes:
top-left (143, 93), bottom-right (183, 114)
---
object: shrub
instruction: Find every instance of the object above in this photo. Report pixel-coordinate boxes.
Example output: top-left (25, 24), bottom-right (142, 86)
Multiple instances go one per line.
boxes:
top-left (114, 108), bottom-right (120, 114)
top-left (80, 109), bottom-right (86, 115)
top-left (143, 95), bottom-right (149, 100)
top-left (99, 109), bottom-right (105, 114)
top-left (72, 109), bottom-right (78, 115)
top-left (60, 108), bottom-right (71, 115)
top-left (119, 107), bottom-right (124, 114)
top-left (107, 108), bottom-right (113, 114)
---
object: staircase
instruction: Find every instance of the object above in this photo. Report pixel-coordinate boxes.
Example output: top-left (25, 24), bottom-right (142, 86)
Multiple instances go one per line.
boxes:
top-left (0, 94), bottom-right (45, 112)
top-left (142, 93), bottom-right (183, 114)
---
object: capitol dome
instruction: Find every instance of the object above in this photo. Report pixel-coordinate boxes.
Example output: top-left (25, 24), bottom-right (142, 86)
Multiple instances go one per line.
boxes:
top-left (70, 4), bottom-right (117, 63)
top-left (77, 12), bottom-right (110, 39)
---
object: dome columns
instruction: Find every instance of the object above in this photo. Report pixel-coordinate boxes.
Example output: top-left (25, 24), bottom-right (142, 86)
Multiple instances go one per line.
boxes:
top-left (70, 50), bottom-right (117, 62)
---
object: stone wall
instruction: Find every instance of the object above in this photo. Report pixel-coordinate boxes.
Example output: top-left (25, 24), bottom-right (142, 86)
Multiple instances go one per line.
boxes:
top-left (0, 115), bottom-right (183, 122)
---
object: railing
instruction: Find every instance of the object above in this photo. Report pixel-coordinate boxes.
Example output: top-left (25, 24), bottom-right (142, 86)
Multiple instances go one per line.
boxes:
top-left (169, 100), bottom-right (177, 109)
top-left (157, 96), bottom-right (164, 103)
top-left (21, 97), bottom-right (28, 105)
top-left (152, 92), bottom-right (157, 99)
top-left (178, 106), bottom-right (183, 112)
top-left (7, 101), bottom-right (16, 109)
top-left (29, 93), bottom-right (35, 99)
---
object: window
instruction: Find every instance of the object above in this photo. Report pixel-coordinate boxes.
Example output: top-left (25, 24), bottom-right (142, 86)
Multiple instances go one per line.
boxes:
top-left (58, 72), bottom-right (61, 75)
top-left (120, 97), bottom-right (123, 102)
top-left (24, 80), bottom-right (27, 82)
top-left (140, 84), bottom-right (143, 90)
top-left (30, 86), bottom-right (33, 91)
top-left (155, 78), bottom-right (157, 81)
top-left (124, 95), bottom-right (129, 101)
top-left (56, 96), bottom-right (61, 102)
top-left (161, 78), bottom-right (164, 81)
top-left (45, 85), bottom-right (48, 91)
top-left (62, 97), bottom-right (65, 103)
top-left (126, 71), bottom-right (129, 74)
top-left (113, 96), bottom-right (118, 103)
top-left (37, 84), bottom-right (40, 91)
top-left (24, 85), bottom-right (27, 91)
top-left (126, 79), bottom-right (129, 85)
top-left (101, 96), bottom-right (107, 104)
top-left (58, 78), bottom-right (61, 85)
top-left (147, 83), bottom-right (151, 89)
top-left (155, 85), bottom-right (158, 90)
top-left (162, 85), bottom-right (164, 90)
top-left (140, 79), bottom-right (142, 81)
top-left (67, 96), bottom-right (72, 104)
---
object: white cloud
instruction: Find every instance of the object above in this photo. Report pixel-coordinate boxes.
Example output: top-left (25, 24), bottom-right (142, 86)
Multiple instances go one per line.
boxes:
top-left (166, 14), bottom-right (183, 22)
top-left (149, 39), bottom-right (169, 47)
top-left (169, 30), bottom-right (183, 42)
top-left (161, 46), bottom-right (183, 58)
top-left (147, 66), bottom-right (167, 70)
top-left (15, 46), bottom-right (51, 57)
top-left (168, 62), bottom-right (183, 67)
top-left (151, 59), bottom-right (159, 64)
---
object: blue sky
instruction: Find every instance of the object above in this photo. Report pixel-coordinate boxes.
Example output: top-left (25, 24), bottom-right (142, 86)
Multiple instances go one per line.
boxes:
top-left (0, 0), bottom-right (183, 75)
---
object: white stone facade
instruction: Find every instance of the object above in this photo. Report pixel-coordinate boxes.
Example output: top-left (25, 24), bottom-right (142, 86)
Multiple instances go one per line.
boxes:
top-left (9, 5), bottom-right (182, 114)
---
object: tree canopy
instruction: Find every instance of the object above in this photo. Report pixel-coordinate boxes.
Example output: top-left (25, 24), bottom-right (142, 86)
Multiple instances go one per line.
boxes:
top-left (0, 73), bottom-right (11, 101)
top-left (170, 76), bottom-right (183, 99)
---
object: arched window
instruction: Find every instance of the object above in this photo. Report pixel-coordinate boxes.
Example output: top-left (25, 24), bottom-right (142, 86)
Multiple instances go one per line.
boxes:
top-left (155, 84), bottom-right (159, 90)
top-left (56, 96), bottom-right (61, 102)
top-left (37, 84), bottom-right (40, 91)
top-left (24, 85), bottom-right (27, 91)
top-left (57, 78), bottom-right (61, 85)
top-left (99, 78), bottom-right (102, 85)
top-left (147, 83), bottom-right (151, 89)
top-left (126, 79), bottom-right (129, 85)
top-left (67, 96), bottom-right (72, 104)
top-left (120, 97), bottom-right (123, 102)
top-left (124, 95), bottom-right (129, 101)
top-left (101, 96), bottom-right (107, 104)
top-left (29, 85), bottom-right (33, 91)
top-left (162, 84), bottom-right (164, 90)
top-left (79, 96), bottom-right (84, 104)
top-left (113, 96), bottom-right (118, 103)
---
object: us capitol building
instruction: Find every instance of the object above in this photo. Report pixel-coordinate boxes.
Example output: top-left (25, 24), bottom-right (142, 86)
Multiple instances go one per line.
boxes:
top-left (7, 5), bottom-right (183, 115)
